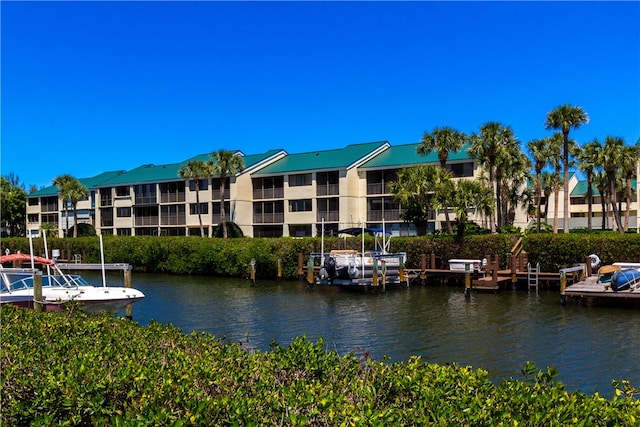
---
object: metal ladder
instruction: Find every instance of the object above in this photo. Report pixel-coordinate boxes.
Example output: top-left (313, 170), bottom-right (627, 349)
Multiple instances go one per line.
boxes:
top-left (527, 262), bottom-right (540, 294)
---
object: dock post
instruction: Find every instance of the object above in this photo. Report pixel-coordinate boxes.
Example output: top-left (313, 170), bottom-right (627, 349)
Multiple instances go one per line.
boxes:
top-left (381, 260), bottom-right (387, 292)
top-left (124, 267), bottom-right (133, 319)
top-left (560, 271), bottom-right (567, 306)
top-left (510, 254), bottom-right (517, 290)
top-left (420, 254), bottom-right (427, 285)
top-left (33, 271), bottom-right (43, 312)
top-left (297, 253), bottom-right (304, 280)
top-left (372, 258), bottom-right (379, 288)
top-left (464, 263), bottom-right (471, 298)
top-left (250, 258), bottom-right (256, 286)
top-left (399, 256), bottom-right (408, 288)
top-left (277, 258), bottom-right (282, 283)
top-left (306, 257), bottom-right (314, 288)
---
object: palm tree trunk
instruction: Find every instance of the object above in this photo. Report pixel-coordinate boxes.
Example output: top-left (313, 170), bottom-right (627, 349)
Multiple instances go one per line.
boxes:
top-left (586, 174), bottom-right (593, 232)
top-left (72, 203), bottom-right (78, 238)
top-left (553, 172), bottom-right (559, 234)
top-left (563, 134), bottom-right (570, 233)
top-left (220, 176), bottom-right (227, 239)
top-left (608, 174), bottom-right (624, 233)
top-left (536, 171), bottom-right (542, 232)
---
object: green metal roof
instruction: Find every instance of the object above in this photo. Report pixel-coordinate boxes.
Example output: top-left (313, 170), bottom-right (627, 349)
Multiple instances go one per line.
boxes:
top-left (95, 149), bottom-right (286, 187)
top-left (253, 141), bottom-right (390, 175)
top-left (28, 170), bottom-right (127, 197)
top-left (571, 178), bottom-right (636, 196)
top-left (360, 142), bottom-right (475, 169)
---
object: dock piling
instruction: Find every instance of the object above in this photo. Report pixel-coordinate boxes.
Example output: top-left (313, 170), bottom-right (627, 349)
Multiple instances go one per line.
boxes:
top-left (33, 271), bottom-right (43, 312)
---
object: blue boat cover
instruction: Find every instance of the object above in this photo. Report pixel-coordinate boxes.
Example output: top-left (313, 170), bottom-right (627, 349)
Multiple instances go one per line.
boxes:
top-left (611, 268), bottom-right (640, 292)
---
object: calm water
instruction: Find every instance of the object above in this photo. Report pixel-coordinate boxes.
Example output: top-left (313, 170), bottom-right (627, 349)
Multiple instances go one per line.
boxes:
top-left (88, 271), bottom-right (640, 397)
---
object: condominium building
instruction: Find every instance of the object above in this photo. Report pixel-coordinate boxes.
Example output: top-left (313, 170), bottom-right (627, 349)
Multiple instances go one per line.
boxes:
top-left (29, 140), bottom-right (631, 238)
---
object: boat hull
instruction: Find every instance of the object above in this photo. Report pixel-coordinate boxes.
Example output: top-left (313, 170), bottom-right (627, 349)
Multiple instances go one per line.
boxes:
top-left (611, 268), bottom-right (640, 292)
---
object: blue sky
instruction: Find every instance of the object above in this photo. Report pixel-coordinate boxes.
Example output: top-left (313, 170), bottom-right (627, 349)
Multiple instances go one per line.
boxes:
top-left (2, 1), bottom-right (639, 190)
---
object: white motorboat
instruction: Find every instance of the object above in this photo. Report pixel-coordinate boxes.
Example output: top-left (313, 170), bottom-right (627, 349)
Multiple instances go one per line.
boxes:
top-left (0, 253), bottom-right (144, 314)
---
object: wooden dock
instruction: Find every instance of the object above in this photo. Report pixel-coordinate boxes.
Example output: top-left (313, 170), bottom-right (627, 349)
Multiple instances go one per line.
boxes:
top-left (564, 275), bottom-right (640, 300)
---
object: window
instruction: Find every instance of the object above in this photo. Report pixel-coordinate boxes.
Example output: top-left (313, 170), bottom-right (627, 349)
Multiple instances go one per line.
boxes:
top-left (447, 162), bottom-right (474, 178)
top-left (289, 173), bottom-right (311, 187)
top-left (161, 205), bottom-right (186, 225)
top-left (100, 208), bottom-right (114, 227)
top-left (289, 225), bottom-right (312, 237)
top-left (28, 214), bottom-right (39, 223)
top-left (190, 203), bottom-right (209, 215)
top-left (116, 186), bottom-right (129, 197)
top-left (41, 196), bottom-right (58, 212)
top-left (41, 213), bottom-right (58, 226)
top-left (117, 207), bottom-right (132, 217)
top-left (100, 189), bottom-right (112, 207)
top-left (316, 171), bottom-right (339, 196)
top-left (317, 198), bottom-right (339, 222)
top-left (252, 176), bottom-right (284, 199)
top-left (189, 179), bottom-right (208, 191)
top-left (159, 182), bottom-right (185, 203)
top-left (28, 198), bottom-right (38, 206)
top-left (134, 206), bottom-right (159, 226)
top-left (135, 184), bottom-right (157, 204)
top-left (289, 199), bottom-right (312, 212)
top-left (117, 228), bottom-right (132, 236)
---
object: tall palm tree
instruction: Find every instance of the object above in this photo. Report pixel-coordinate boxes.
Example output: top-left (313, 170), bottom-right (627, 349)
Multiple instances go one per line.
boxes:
top-left (209, 150), bottom-right (245, 239)
top-left (600, 136), bottom-right (625, 233)
top-left (53, 174), bottom-right (76, 237)
top-left (594, 171), bottom-right (608, 231)
top-left (449, 179), bottom-right (493, 239)
top-left (389, 165), bottom-right (451, 236)
top-left (546, 133), bottom-right (564, 233)
top-left (417, 126), bottom-right (467, 234)
top-left (67, 180), bottom-right (89, 238)
top-left (619, 144), bottom-right (639, 231)
top-left (574, 139), bottom-right (603, 232)
top-left (527, 138), bottom-right (552, 232)
top-left (545, 104), bottom-right (589, 233)
top-left (468, 122), bottom-right (514, 232)
top-left (541, 172), bottom-right (555, 224)
top-left (179, 160), bottom-right (214, 237)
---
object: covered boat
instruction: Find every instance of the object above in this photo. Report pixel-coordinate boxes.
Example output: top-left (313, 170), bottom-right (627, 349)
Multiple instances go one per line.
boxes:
top-left (610, 268), bottom-right (640, 292)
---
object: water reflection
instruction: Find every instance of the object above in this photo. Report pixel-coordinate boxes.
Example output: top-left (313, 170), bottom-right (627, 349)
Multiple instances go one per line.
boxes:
top-left (84, 271), bottom-right (639, 397)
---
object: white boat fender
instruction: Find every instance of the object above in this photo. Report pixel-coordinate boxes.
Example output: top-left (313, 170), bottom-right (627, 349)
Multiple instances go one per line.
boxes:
top-left (589, 254), bottom-right (601, 270)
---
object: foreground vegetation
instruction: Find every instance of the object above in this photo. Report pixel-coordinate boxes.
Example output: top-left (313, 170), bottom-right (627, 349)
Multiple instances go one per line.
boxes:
top-left (2, 232), bottom-right (640, 279)
top-left (1, 305), bottom-right (638, 426)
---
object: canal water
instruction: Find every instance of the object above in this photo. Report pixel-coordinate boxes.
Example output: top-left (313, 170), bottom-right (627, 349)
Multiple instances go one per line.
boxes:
top-left (89, 271), bottom-right (640, 398)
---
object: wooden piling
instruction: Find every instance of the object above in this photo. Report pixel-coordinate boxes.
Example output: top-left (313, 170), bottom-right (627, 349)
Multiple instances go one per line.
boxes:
top-left (372, 258), bottom-right (379, 287)
top-left (277, 258), bottom-right (282, 283)
top-left (124, 267), bottom-right (133, 319)
top-left (464, 264), bottom-right (471, 298)
top-left (560, 271), bottom-right (567, 305)
top-left (420, 254), bottom-right (427, 285)
top-left (510, 254), bottom-right (517, 290)
top-left (297, 253), bottom-right (304, 279)
top-left (33, 271), bottom-right (43, 312)
top-left (306, 257), bottom-right (314, 286)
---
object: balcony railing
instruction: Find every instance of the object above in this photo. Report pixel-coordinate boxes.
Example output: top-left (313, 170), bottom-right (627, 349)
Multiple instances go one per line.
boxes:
top-left (135, 196), bottom-right (157, 205)
top-left (317, 211), bottom-right (339, 222)
top-left (253, 188), bottom-right (285, 200)
top-left (161, 215), bottom-right (186, 226)
top-left (211, 189), bottom-right (229, 200)
top-left (160, 193), bottom-right (185, 203)
top-left (367, 210), bottom-right (402, 221)
top-left (316, 184), bottom-right (339, 196)
top-left (135, 217), bottom-right (159, 226)
top-left (253, 212), bottom-right (285, 224)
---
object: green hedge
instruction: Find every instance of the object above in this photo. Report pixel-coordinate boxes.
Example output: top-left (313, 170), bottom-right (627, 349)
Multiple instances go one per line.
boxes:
top-left (1, 305), bottom-right (638, 426)
top-left (2, 233), bottom-right (639, 278)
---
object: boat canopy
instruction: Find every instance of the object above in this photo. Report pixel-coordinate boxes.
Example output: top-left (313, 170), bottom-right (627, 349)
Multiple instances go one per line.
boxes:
top-left (337, 227), bottom-right (392, 236)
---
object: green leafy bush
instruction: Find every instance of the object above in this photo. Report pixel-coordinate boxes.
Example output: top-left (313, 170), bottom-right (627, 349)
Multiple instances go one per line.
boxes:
top-left (1, 305), bottom-right (638, 426)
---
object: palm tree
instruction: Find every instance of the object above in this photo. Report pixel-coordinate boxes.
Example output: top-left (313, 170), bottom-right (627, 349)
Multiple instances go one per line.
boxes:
top-left (53, 174), bottom-right (76, 237)
top-left (594, 171), bottom-right (608, 230)
top-left (527, 138), bottom-right (552, 232)
top-left (468, 122), bottom-right (514, 233)
top-left (417, 126), bottom-right (467, 234)
top-left (619, 144), bottom-right (639, 231)
top-left (389, 165), bottom-right (451, 236)
top-left (545, 104), bottom-right (589, 233)
top-left (449, 179), bottom-right (493, 239)
top-left (600, 136), bottom-right (625, 233)
top-left (178, 160), bottom-right (214, 237)
top-left (209, 150), bottom-right (245, 239)
top-left (574, 139), bottom-right (603, 232)
top-left (67, 179), bottom-right (89, 238)
top-left (546, 133), bottom-right (563, 233)
top-left (541, 172), bottom-right (555, 224)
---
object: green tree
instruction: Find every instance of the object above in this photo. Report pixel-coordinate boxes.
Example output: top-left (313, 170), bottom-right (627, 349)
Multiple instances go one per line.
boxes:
top-left (574, 139), bottom-right (603, 232)
top-left (39, 222), bottom-right (57, 239)
top-left (619, 143), bottom-right (639, 231)
top-left (53, 174), bottom-right (75, 237)
top-left (546, 133), bottom-right (564, 233)
top-left (0, 174), bottom-right (27, 237)
top-left (389, 165), bottom-right (451, 236)
top-left (527, 138), bottom-right (552, 232)
top-left (209, 150), bottom-right (245, 239)
top-left (53, 174), bottom-right (88, 238)
top-left (449, 179), bottom-right (493, 239)
top-left (600, 136), bottom-right (626, 233)
top-left (417, 126), bottom-right (468, 234)
top-left (178, 160), bottom-right (214, 237)
top-left (468, 122), bottom-right (513, 232)
top-left (545, 104), bottom-right (589, 233)
top-left (594, 171), bottom-right (609, 230)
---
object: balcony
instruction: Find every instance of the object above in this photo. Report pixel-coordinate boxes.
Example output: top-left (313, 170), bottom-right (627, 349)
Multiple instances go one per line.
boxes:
top-left (367, 210), bottom-right (401, 221)
top-left (253, 212), bottom-right (285, 224)
top-left (316, 184), bottom-right (339, 196)
top-left (253, 188), bottom-right (284, 200)
top-left (135, 217), bottom-right (159, 226)
top-left (317, 211), bottom-right (339, 222)
top-left (160, 193), bottom-right (185, 203)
